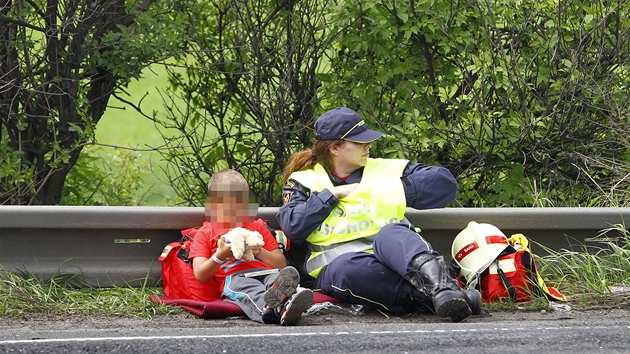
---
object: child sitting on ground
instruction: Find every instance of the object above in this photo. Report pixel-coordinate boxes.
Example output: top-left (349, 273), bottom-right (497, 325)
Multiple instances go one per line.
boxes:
top-left (188, 169), bottom-right (313, 325)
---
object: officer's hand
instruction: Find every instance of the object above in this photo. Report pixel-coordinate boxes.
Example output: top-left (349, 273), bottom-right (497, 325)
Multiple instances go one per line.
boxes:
top-left (332, 183), bottom-right (359, 199)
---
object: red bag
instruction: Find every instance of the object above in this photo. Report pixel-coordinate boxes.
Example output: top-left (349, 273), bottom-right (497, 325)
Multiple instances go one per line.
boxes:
top-left (479, 249), bottom-right (535, 302)
top-left (478, 235), bottom-right (565, 303)
top-left (158, 227), bottom-right (221, 301)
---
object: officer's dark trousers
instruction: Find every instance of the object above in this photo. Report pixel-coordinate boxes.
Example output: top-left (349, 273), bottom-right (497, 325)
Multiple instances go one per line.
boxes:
top-left (314, 223), bottom-right (438, 313)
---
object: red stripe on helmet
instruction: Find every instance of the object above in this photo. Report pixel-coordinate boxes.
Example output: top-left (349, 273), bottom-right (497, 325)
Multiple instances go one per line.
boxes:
top-left (485, 235), bottom-right (507, 245)
top-left (455, 241), bottom-right (479, 262)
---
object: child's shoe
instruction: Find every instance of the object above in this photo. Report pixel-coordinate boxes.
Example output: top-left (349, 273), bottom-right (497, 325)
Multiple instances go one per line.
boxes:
top-left (279, 287), bottom-right (313, 326)
top-left (264, 266), bottom-right (300, 308)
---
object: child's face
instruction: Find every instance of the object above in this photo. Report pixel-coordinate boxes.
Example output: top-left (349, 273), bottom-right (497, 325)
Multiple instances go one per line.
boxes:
top-left (205, 190), bottom-right (257, 229)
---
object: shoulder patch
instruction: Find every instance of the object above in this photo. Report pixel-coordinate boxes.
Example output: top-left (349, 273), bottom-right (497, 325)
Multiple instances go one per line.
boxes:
top-left (282, 190), bottom-right (293, 205)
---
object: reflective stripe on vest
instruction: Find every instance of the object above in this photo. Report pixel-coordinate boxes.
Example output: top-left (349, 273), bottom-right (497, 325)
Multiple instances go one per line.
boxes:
top-left (309, 234), bottom-right (376, 252)
top-left (305, 236), bottom-right (375, 275)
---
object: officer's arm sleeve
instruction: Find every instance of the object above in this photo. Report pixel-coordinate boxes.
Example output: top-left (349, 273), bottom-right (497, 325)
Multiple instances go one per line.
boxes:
top-left (277, 181), bottom-right (338, 244)
top-left (403, 163), bottom-right (457, 209)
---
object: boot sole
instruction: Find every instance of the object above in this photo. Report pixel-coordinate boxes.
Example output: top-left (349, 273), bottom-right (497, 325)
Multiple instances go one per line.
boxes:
top-left (281, 289), bottom-right (314, 326)
top-left (436, 298), bottom-right (472, 322)
top-left (264, 266), bottom-right (299, 308)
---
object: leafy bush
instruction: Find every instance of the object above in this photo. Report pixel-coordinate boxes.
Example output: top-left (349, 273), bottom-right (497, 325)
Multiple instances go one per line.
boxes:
top-left (318, 0), bottom-right (630, 207)
top-left (61, 146), bottom-right (150, 206)
top-left (142, 0), bottom-right (630, 207)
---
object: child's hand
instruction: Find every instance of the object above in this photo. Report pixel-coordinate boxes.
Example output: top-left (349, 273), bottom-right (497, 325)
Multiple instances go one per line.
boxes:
top-left (249, 244), bottom-right (262, 257)
top-left (216, 235), bottom-right (235, 261)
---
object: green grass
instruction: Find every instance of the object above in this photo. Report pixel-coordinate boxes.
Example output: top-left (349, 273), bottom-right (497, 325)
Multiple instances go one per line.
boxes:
top-left (0, 267), bottom-right (180, 318)
top-left (95, 64), bottom-right (178, 205)
top-left (535, 222), bottom-right (630, 309)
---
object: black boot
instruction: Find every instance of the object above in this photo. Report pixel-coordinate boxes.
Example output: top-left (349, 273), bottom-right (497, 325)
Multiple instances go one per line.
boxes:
top-left (463, 288), bottom-right (482, 315)
top-left (449, 258), bottom-right (482, 315)
top-left (408, 254), bottom-right (472, 322)
top-left (397, 281), bottom-right (435, 315)
top-left (398, 284), bottom-right (481, 316)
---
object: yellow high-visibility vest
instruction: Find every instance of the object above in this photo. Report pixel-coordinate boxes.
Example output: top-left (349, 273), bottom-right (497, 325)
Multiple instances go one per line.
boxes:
top-left (289, 158), bottom-right (408, 277)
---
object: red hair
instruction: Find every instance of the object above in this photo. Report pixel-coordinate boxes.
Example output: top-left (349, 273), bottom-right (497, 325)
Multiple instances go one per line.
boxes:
top-left (281, 140), bottom-right (341, 183)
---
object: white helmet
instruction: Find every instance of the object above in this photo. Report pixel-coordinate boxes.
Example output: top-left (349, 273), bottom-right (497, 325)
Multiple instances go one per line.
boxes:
top-left (451, 221), bottom-right (510, 286)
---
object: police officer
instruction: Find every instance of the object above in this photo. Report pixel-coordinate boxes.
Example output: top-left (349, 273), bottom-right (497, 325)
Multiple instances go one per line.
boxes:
top-left (277, 107), bottom-right (481, 322)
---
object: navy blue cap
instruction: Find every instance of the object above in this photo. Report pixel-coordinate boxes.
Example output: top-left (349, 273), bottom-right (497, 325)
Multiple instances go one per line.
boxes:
top-left (314, 107), bottom-right (383, 143)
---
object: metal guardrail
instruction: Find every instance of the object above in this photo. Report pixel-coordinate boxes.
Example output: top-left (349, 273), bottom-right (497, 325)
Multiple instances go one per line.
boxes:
top-left (1, 206), bottom-right (628, 287)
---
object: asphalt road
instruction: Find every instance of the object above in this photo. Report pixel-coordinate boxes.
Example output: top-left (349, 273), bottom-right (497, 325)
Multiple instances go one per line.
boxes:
top-left (1, 315), bottom-right (629, 353)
